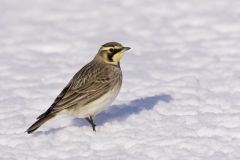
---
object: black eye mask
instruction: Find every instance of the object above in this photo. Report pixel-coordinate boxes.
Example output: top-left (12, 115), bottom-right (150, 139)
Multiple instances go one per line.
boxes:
top-left (111, 48), bottom-right (122, 54)
top-left (108, 48), bottom-right (122, 61)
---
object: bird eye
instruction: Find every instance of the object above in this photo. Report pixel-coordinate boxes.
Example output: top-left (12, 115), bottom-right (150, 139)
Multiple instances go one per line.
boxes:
top-left (109, 48), bottom-right (114, 52)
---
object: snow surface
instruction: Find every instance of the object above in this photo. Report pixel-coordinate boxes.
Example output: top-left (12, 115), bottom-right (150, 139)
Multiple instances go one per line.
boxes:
top-left (1, 0), bottom-right (240, 159)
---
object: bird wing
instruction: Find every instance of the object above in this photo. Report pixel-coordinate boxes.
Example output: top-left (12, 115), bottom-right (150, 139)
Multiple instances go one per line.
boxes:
top-left (38, 62), bottom-right (119, 118)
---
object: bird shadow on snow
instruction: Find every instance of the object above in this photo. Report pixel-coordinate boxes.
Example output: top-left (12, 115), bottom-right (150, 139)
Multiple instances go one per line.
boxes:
top-left (72, 94), bottom-right (172, 127)
top-left (33, 94), bottom-right (172, 135)
top-left (33, 127), bottom-right (67, 136)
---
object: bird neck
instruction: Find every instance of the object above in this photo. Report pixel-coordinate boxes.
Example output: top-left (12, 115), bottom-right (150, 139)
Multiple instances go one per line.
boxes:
top-left (94, 55), bottom-right (121, 67)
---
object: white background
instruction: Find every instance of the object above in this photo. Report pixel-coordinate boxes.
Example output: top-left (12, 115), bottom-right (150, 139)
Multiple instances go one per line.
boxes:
top-left (1, 0), bottom-right (240, 159)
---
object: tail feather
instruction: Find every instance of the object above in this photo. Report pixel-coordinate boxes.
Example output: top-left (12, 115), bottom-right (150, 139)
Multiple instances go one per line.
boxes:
top-left (26, 114), bottom-right (55, 134)
top-left (37, 110), bottom-right (50, 119)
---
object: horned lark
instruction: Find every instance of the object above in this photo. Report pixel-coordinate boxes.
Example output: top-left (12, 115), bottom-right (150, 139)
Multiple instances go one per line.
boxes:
top-left (26, 42), bottom-right (130, 134)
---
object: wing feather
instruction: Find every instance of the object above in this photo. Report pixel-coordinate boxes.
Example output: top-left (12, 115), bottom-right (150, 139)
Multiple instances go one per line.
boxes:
top-left (41, 62), bottom-right (121, 116)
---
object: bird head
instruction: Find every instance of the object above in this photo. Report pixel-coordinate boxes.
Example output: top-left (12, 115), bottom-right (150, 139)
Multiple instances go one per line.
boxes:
top-left (95, 42), bottom-right (131, 65)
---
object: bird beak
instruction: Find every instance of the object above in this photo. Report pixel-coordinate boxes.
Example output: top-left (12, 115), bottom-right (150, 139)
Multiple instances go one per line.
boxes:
top-left (122, 47), bottom-right (131, 52)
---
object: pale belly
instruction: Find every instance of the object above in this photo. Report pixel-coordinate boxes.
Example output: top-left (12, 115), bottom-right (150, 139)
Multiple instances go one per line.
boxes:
top-left (69, 85), bottom-right (121, 118)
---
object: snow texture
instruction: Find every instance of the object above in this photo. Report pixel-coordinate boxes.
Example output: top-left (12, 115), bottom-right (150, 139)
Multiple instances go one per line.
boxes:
top-left (1, 0), bottom-right (240, 159)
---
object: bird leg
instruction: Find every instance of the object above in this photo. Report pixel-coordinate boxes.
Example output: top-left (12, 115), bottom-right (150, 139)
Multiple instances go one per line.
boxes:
top-left (85, 116), bottom-right (96, 132)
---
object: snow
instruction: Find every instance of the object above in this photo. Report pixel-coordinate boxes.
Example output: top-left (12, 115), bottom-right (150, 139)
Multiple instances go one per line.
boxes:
top-left (1, 0), bottom-right (240, 159)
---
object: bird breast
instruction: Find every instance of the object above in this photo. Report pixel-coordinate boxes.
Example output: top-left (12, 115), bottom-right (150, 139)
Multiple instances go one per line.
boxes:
top-left (69, 81), bottom-right (122, 118)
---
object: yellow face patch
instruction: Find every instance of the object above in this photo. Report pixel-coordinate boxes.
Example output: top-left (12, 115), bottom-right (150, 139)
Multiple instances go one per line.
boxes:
top-left (103, 50), bottom-right (124, 65)
top-left (98, 44), bottom-right (130, 65)
top-left (112, 52), bottom-right (123, 62)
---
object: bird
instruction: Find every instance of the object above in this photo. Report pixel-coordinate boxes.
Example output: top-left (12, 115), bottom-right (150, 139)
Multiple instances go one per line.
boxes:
top-left (26, 42), bottom-right (131, 134)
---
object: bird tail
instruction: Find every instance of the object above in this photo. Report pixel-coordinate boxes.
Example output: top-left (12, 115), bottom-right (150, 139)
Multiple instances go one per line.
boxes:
top-left (26, 113), bottom-right (55, 134)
